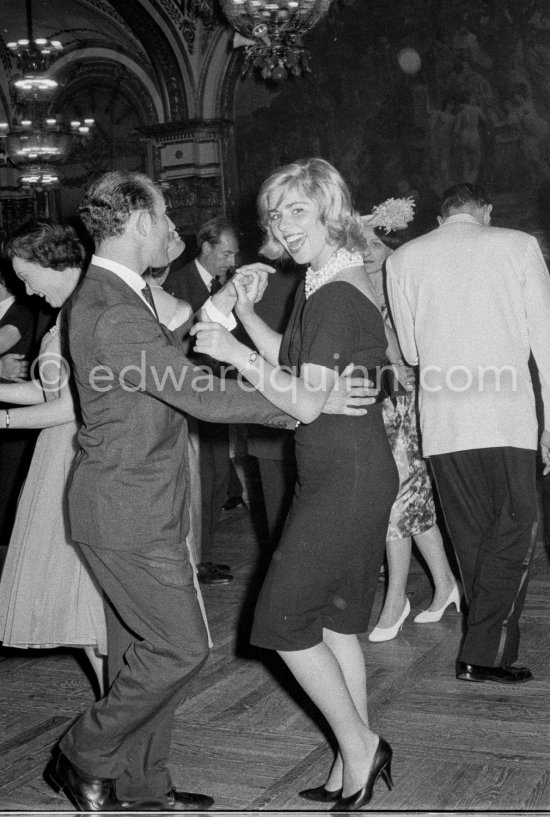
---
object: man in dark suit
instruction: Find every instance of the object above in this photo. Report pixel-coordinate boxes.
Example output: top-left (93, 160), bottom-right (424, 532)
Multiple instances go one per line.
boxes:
top-left (47, 171), bottom-right (375, 812)
top-left (247, 265), bottom-right (304, 545)
top-left (164, 218), bottom-right (240, 584)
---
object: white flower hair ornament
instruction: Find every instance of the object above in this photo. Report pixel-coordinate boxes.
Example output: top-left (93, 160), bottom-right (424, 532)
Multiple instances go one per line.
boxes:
top-left (360, 196), bottom-right (416, 234)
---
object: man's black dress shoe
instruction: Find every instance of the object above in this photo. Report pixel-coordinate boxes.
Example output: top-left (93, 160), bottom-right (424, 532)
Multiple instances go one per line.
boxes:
top-left (456, 661), bottom-right (533, 684)
top-left (197, 562), bottom-right (233, 584)
top-left (45, 749), bottom-right (121, 812)
top-left (298, 783), bottom-right (343, 802)
top-left (120, 788), bottom-right (214, 811)
top-left (223, 496), bottom-right (246, 511)
top-left (203, 560), bottom-right (231, 573)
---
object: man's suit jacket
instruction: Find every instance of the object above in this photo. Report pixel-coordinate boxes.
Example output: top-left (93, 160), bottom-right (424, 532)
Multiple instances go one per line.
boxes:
top-left (386, 215), bottom-right (550, 456)
top-left (163, 258), bottom-right (210, 312)
top-left (66, 263), bottom-right (295, 550)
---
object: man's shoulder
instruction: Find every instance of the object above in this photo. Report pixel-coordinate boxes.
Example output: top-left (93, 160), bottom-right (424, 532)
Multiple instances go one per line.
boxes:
top-left (487, 224), bottom-right (539, 246)
top-left (389, 228), bottom-right (440, 271)
top-left (167, 257), bottom-right (198, 280)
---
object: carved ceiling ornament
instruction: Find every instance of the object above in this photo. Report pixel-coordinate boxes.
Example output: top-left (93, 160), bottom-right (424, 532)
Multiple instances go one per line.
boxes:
top-left (109, 0), bottom-right (189, 119)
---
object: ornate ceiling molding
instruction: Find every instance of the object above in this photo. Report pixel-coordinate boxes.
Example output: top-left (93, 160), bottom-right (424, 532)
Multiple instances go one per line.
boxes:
top-left (108, 0), bottom-right (190, 119)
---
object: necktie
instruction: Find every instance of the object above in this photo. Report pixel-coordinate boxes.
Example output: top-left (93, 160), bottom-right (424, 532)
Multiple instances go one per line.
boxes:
top-left (209, 277), bottom-right (222, 295)
top-left (142, 283), bottom-right (159, 320)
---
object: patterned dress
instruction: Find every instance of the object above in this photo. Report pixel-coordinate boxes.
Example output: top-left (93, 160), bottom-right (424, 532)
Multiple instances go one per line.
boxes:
top-left (382, 391), bottom-right (436, 540)
top-left (378, 289), bottom-right (437, 541)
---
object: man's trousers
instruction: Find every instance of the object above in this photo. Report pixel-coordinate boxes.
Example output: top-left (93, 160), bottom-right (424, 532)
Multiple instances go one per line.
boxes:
top-left (430, 446), bottom-right (537, 667)
top-left (59, 541), bottom-right (209, 801)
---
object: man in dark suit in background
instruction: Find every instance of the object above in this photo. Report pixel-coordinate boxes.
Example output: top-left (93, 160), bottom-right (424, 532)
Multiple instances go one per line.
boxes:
top-left (164, 217), bottom-right (240, 584)
top-left (247, 265), bottom-right (304, 545)
top-left (47, 171), bottom-right (375, 812)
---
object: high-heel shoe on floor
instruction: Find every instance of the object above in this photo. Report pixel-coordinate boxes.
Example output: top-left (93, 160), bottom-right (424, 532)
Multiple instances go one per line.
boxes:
top-left (329, 736), bottom-right (393, 811)
top-left (368, 598), bottom-right (410, 642)
top-left (298, 784), bottom-right (343, 802)
top-left (413, 583), bottom-right (461, 623)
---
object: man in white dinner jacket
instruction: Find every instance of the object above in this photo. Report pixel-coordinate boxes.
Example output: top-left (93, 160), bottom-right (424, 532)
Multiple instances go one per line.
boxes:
top-left (386, 182), bottom-right (550, 684)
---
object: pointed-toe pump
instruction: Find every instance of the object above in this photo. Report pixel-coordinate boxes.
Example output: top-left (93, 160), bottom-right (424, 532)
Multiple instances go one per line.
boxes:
top-left (330, 737), bottom-right (393, 812)
top-left (368, 598), bottom-right (410, 642)
top-left (298, 784), bottom-right (343, 802)
top-left (413, 583), bottom-right (461, 623)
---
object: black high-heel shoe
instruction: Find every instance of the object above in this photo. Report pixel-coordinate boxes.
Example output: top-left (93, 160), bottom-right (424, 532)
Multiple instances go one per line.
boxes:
top-left (329, 737), bottom-right (393, 812)
top-left (299, 784), bottom-right (343, 802)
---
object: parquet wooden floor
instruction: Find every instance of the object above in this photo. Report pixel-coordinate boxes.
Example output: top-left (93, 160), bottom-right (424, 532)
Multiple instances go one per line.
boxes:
top-left (1, 498), bottom-right (550, 814)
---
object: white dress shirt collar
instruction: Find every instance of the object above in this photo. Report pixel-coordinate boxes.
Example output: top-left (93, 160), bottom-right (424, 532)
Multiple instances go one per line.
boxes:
top-left (441, 214), bottom-right (481, 227)
top-left (195, 258), bottom-right (214, 289)
top-left (91, 254), bottom-right (154, 313)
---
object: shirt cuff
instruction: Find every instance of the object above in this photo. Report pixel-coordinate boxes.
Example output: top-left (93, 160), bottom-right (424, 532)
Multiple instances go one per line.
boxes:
top-left (203, 297), bottom-right (237, 331)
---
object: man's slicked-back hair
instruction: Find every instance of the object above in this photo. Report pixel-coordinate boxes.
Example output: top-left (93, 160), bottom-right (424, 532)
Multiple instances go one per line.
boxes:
top-left (440, 183), bottom-right (492, 218)
top-left (197, 216), bottom-right (237, 249)
top-left (79, 171), bottom-right (160, 242)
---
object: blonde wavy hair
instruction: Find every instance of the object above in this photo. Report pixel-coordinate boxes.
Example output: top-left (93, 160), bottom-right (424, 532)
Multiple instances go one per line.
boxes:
top-left (257, 158), bottom-right (366, 261)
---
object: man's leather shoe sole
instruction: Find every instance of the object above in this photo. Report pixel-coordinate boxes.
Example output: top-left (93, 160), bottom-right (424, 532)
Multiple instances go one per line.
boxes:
top-left (120, 788), bottom-right (214, 811)
top-left (456, 661), bottom-right (533, 684)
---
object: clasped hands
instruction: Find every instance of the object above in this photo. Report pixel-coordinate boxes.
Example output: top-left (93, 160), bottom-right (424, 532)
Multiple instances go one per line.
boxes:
top-left (192, 263), bottom-right (380, 416)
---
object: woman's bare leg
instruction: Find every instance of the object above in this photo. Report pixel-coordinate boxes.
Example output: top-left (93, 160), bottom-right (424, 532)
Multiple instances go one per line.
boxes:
top-left (279, 631), bottom-right (378, 796)
top-left (374, 536), bottom-right (411, 629)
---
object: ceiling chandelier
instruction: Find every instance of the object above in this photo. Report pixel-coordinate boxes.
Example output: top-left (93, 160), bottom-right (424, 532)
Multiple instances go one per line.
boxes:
top-left (219, 0), bottom-right (334, 81)
top-left (6, 0), bottom-right (63, 95)
top-left (18, 164), bottom-right (60, 192)
top-left (0, 0), bottom-right (94, 190)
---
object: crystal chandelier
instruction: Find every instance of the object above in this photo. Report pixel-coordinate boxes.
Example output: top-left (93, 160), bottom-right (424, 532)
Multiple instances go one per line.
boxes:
top-left (219, 0), bottom-right (334, 81)
top-left (6, 0), bottom-right (63, 96)
top-left (18, 164), bottom-right (60, 191)
top-left (0, 0), bottom-right (94, 188)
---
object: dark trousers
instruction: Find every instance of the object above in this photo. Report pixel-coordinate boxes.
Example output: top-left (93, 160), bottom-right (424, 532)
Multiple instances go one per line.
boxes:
top-left (59, 541), bottom-right (209, 801)
top-left (257, 456), bottom-right (297, 544)
top-left (199, 421), bottom-right (230, 561)
top-left (430, 447), bottom-right (537, 667)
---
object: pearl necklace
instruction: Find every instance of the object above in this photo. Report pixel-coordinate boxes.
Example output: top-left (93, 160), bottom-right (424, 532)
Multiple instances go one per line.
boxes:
top-left (305, 248), bottom-right (363, 299)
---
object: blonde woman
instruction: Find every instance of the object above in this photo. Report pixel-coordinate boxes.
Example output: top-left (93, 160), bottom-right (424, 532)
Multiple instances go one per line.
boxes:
top-left (192, 158), bottom-right (399, 811)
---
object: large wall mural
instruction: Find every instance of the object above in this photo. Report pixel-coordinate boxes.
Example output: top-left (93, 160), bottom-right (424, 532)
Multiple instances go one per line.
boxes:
top-left (233, 0), bottom-right (550, 244)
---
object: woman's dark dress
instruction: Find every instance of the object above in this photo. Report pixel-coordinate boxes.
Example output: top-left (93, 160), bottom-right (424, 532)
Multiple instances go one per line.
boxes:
top-left (251, 280), bottom-right (399, 651)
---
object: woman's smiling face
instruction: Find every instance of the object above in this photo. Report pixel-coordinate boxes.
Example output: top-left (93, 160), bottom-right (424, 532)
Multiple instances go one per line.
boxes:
top-left (12, 256), bottom-right (70, 307)
top-left (267, 187), bottom-right (334, 270)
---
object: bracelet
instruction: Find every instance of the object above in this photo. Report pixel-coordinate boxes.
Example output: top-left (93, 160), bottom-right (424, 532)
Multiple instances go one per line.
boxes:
top-left (238, 350), bottom-right (258, 374)
top-left (4, 408), bottom-right (10, 428)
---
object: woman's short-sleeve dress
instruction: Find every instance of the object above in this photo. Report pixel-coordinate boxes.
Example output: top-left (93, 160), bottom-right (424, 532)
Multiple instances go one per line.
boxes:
top-left (251, 280), bottom-right (399, 651)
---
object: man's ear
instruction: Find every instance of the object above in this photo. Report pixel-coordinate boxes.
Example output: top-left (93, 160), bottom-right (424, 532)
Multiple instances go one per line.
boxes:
top-left (134, 210), bottom-right (151, 238)
top-left (483, 204), bottom-right (493, 225)
top-left (437, 216), bottom-right (444, 226)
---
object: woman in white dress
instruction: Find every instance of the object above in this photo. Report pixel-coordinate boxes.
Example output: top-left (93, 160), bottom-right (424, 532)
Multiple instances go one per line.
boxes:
top-left (0, 219), bottom-right (107, 696)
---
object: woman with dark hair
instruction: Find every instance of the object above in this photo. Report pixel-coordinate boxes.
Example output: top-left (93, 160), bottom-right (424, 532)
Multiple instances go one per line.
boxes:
top-left (0, 219), bottom-right (107, 696)
top-left (192, 158), bottom-right (399, 811)
top-left (360, 200), bottom-right (459, 643)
